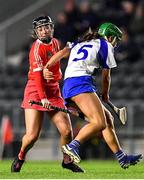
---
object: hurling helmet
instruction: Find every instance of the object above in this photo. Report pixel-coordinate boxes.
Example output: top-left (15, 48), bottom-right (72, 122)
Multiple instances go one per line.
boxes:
top-left (98, 22), bottom-right (123, 40)
top-left (32, 15), bottom-right (54, 29)
top-left (32, 15), bottom-right (54, 43)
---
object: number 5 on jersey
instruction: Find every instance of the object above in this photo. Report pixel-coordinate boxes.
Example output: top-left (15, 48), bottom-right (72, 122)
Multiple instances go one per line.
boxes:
top-left (73, 44), bottom-right (93, 61)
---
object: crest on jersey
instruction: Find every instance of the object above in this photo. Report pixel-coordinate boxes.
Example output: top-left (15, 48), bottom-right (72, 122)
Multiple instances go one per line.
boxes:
top-left (47, 52), bottom-right (53, 58)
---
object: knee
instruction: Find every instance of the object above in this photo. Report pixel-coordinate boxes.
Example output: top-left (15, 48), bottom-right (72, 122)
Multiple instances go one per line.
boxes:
top-left (90, 115), bottom-right (106, 131)
top-left (94, 113), bottom-right (107, 130)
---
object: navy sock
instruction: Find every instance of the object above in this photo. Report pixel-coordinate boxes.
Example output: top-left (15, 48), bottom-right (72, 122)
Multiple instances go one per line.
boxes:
top-left (115, 150), bottom-right (125, 162)
top-left (68, 140), bottom-right (81, 154)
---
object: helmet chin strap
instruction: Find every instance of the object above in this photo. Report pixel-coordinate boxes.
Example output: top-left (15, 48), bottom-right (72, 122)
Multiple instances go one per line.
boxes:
top-left (40, 37), bottom-right (52, 44)
top-left (104, 36), bottom-right (108, 41)
top-left (111, 36), bottom-right (117, 45)
top-left (104, 36), bottom-right (117, 47)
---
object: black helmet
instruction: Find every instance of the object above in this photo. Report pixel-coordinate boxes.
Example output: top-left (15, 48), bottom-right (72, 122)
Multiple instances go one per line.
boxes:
top-left (32, 15), bottom-right (54, 29)
top-left (32, 15), bottom-right (54, 43)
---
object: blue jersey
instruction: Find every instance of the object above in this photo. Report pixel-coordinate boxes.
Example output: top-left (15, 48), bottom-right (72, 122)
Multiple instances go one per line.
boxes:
top-left (64, 39), bottom-right (117, 80)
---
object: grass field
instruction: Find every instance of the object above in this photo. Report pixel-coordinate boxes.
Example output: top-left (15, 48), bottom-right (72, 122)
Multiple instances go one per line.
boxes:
top-left (0, 160), bottom-right (144, 179)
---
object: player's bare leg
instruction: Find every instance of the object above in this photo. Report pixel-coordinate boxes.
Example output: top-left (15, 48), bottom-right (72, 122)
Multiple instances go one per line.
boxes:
top-left (102, 106), bottom-right (143, 169)
top-left (102, 106), bottom-right (121, 153)
top-left (11, 109), bottom-right (43, 172)
top-left (51, 111), bottom-right (84, 172)
top-left (62, 93), bottom-right (106, 163)
top-left (62, 95), bottom-right (143, 168)
top-left (73, 93), bottom-right (106, 141)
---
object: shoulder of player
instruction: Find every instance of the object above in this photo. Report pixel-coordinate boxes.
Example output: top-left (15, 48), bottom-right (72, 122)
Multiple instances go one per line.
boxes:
top-left (98, 39), bottom-right (114, 52)
top-left (51, 38), bottom-right (60, 51)
top-left (82, 39), bottom-right (100, 46)
top-left (52, 38), bottom-right (59, 46)
top-left (31, 39), bottom-right (43, 48)
top-left (100, 38), bottom-right (112, 47)
top-left (52, 37), bottom-right (58, 42)
top-left (30, 39), bottom-right (44, 56)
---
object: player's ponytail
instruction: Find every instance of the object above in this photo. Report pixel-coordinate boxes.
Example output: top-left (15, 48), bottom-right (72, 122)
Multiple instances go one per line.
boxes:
top-left (78, 28), bottom-right (101, 43)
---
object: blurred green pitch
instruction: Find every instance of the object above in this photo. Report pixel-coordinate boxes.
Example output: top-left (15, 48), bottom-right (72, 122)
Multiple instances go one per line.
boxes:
top-left (0, 160), bottom-right (144, 179)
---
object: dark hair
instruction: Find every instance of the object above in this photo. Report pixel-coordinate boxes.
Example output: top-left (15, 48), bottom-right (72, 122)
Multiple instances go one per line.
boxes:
top-left (78, 29), bottom-right (102, 43)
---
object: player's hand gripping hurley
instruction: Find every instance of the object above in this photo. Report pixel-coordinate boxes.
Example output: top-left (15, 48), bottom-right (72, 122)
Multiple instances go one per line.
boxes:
top-left (107, 100), bottom-right (127, 125)
top-left (98, 94), bottom-right (127, 125)
top-left (29, 100), bottom-right (84, 119)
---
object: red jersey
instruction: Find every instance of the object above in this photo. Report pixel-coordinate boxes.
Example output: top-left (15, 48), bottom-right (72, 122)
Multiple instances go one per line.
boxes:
top-left (21, 38), bottom-right (65, 111)
top-left (28, 38), bottom-right (62, 81)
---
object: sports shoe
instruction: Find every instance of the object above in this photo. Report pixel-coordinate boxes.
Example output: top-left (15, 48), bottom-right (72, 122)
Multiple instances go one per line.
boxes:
top-left (62, 161), bottom-right (84, 173)
top-left (119, 154), bottom-right (143, 169)
top-left (62, 144), bottom-right (81, 163)
top-left (11, 157), bottom-right (25, 172)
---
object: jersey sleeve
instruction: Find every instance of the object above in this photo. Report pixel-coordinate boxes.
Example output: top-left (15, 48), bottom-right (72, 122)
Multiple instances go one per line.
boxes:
top-left (52, 38), bottom-right (60, 52)
top-left (30, 41), bottom-right (47, 100)
top-left (34, 71), bottom-right (47, 99)
top-left (31, 41), bottom-right (44, 72)
top-left (97, 39), bottom-right (117, 69)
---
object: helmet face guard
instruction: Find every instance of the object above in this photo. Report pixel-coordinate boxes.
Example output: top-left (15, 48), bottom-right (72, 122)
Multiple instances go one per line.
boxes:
top-left (98, 22), bottom-right (123, 43)
top-left (32, 15), bottom-right (54, 43)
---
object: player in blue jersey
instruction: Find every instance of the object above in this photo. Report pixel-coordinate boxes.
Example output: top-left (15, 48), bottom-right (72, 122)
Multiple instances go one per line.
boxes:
top-left (43, 22), bottom-right (142, 169)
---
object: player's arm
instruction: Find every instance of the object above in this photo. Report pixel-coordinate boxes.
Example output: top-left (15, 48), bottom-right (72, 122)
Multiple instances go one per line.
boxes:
top-left (43, 47), bottom-right (70, 80)
top-left (45, 47), bottom-right (70, 68)
top-left (101, 68), bottom-right (111, 103)
top-left (98, 41), bottom-right (115, 103)
top-left (31, 45), bottom-right (50, 108)
top-left (33, 70), bottom-right (50, 108)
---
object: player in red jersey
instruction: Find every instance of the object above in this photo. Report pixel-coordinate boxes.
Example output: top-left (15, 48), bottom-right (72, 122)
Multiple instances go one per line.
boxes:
top-left (11, 15), bottom-right (84, 173)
